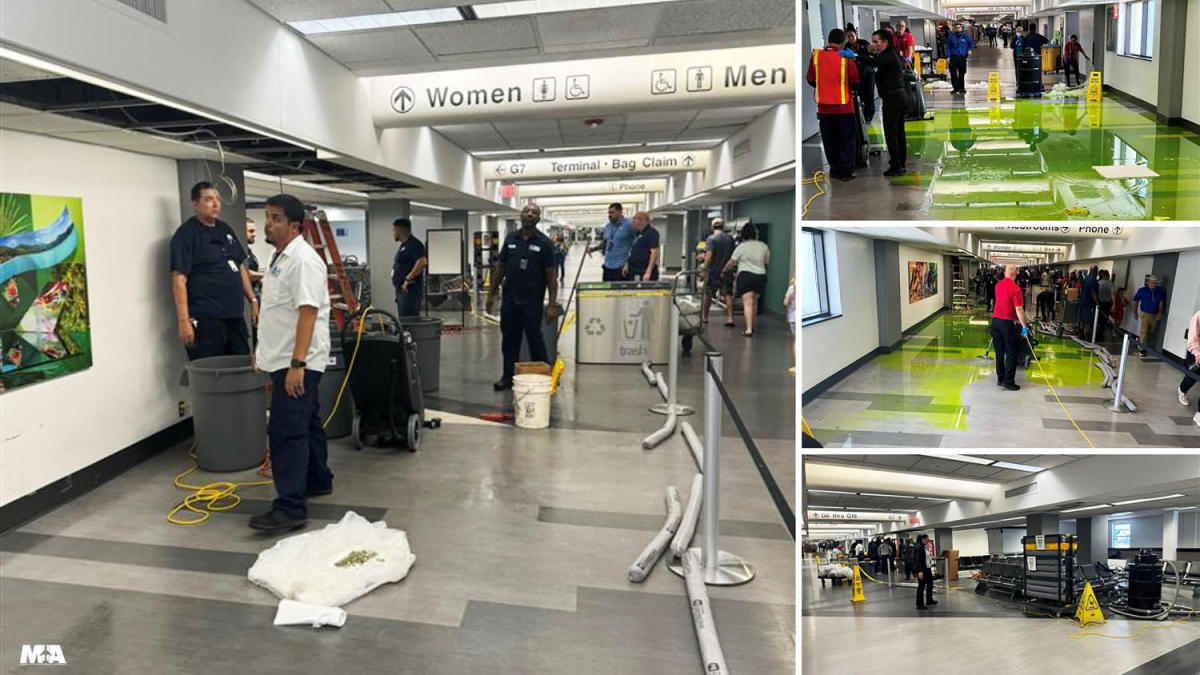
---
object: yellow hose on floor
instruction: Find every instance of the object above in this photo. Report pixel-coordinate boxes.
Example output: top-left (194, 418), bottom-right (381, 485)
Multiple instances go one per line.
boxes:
top-left (167, 307), bottom-right (370, 525)
top-left (1025, 332), bottom-right (1095, 448)
top-left (801, 170), bottom-right (829, 218)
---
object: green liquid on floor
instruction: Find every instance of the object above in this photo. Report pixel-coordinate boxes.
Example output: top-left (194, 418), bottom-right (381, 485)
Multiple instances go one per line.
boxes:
top-left (843, 310), bottom-right (1104, 431)
top-left (895, 98), bottom-right (1200, 220)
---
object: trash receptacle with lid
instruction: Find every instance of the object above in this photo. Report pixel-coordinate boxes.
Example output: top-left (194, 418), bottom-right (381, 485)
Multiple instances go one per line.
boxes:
top-left (397, 316), bottom-right (443, 392)
top-left (318, 342), bottom-right (354, 438)
top-left (1015, 52), bottom-right (1043, 97)
top-left (184, 355), bottom-right (269, 472)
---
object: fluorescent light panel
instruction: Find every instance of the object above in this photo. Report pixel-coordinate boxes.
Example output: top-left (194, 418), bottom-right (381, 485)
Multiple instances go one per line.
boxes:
top-left (809, 490), bottom-right (855, 495)
top-left (243, 171), bottom-right (368, 198)
top-left (921, 453), bottom-right (995, 465)
top-left (475, 0), bottom-right (691, 20)
top-left (858, 493), bottom-right (915, 499)
top-left (991, 461), bottom-right (1045, 472)
top-left (411, 201), bottom-right (450, 211)
top-left (1111, 493), bottom-right (1186, 506)
top-left (1060, 504), bottom-right (1112, 513)
top-left (290, 8), bottom-right (463, 35)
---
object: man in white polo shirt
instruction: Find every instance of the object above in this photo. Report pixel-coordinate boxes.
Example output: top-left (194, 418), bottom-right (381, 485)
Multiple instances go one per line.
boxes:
top-left (250, 193), bottom-right (333, 533)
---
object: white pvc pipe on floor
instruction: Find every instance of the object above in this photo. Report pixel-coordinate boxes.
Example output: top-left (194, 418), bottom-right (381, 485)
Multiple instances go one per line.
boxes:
top-left (642, 410), bottom-right (676, 449)
top-left (654, 372), bottom-right (669, 402)
top-left (682, 549), bottom-right (729, 675)
top-left (628, 486), bottom-right (683, 583)
top-left (671, 474), bottom-right (704, 558)
top-left (681, 421), bottom-right (704, 472)
top-left (640, 360), bottom-right (656, 386)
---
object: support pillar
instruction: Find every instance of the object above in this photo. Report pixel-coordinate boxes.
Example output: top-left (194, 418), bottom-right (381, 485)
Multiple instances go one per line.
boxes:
top-left (1090, 515), bottom-right (1109, 564)
top-left (1025, 513), bottom-right (1060, 536)
top-left (1162, 510), bottom-right (1178, 561)
top-left (368, 198), bottom-right (410, 315)
top-left (1076, 517), bottom-right (1094, 564)
top-left (934, 528), bottom-right (953, 554)
top-left (684, 210), bottom-right (702, 274)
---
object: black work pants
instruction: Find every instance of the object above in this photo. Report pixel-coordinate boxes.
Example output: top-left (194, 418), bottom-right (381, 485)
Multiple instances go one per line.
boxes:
top-left (602, 266), bottom-right (626, 282)
top-left (858, 71), bottom-right (877, 122)
top-left (991, 316), bottom-right (1020, 386)
top-left (500, 300), bottom-right (547, 382)
top-left (916, 566), bottom-right (935, 607)
top-left (395, 283), bottom-right (422, 317)
top-left (186, 316), bottom-right (249, 361)
top-left (880, 91), bottom-right (908, 169)
top-left (268, 369), bottom-right (332, 519)
top-left (818, 113), bottom-right (859, 179)
top-left (1064, 58), bottom-right (1082, 86)
top-left (949, 55), bottom-right (968, 91)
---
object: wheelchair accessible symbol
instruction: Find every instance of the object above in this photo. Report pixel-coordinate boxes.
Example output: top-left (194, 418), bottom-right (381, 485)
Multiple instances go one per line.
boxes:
top-left (651, 69), bottom-right (677, 95)
top-left (565, 75), bottom-right (590, 100)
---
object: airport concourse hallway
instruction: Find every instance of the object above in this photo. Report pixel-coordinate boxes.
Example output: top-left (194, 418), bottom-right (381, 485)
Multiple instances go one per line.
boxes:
top-left (801, 556), bottom-right (1200, 673)
top-left (0, 244), bottom-right (795, 675)
top-left (804, 308), bottom-right (1200, 448)
top-left (802, 43), bottom-right (1200, 220)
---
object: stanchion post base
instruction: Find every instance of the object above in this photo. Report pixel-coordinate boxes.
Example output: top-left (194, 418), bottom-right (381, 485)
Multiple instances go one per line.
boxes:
top-left (650, 403), bottom-right (696, 416)
top-left (667, 549), bottom-right (756, 585)
top-left (1106, 398), bottom-right (1129, 413)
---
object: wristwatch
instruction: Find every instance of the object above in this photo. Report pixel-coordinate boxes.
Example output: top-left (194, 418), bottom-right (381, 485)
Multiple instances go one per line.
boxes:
top-left (290, 359), bottom-right (306, 369)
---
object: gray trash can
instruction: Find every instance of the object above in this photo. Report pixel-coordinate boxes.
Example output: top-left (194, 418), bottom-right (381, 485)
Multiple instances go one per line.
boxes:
top-left (318, 342), bottom-right (354, 438)
top-left (398, 316), bottom-right (443, 392)
top-left (520, 303), bottom-right (564, 365)
top-left (185, 355), bottom-right (269, 472)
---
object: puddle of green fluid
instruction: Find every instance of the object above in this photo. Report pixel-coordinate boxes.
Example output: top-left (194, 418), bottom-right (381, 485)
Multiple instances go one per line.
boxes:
top-left (897, 98), bottom-right (1200, 220)
top-left (829, 311), bottom-right (1104, 432)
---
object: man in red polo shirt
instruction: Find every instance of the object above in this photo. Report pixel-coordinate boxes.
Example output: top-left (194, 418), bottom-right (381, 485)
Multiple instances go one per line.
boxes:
top-left (806, 28), bottom-right (861, 182)
top-left (992, 264), bottom-right (1031, 390)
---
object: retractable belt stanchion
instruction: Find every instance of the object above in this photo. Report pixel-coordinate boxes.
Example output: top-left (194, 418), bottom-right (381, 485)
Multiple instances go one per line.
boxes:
top-left (1091, 305), bottom-right (1099, 344)
top-left (1108, 332), bottom-right (1132, 413)
top-left (668, 351), bottom-right (754, 585)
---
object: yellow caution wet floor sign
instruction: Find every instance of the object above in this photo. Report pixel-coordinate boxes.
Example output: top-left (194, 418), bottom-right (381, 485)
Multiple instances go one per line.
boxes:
top-left (1075, 582), bottom-right (1105, 627)
top-left (851, 565), bottom-right (866, 602)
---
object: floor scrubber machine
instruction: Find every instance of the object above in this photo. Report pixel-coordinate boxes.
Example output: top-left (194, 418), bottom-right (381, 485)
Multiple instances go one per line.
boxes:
top-left (340, 307), bottom-right (440, 451)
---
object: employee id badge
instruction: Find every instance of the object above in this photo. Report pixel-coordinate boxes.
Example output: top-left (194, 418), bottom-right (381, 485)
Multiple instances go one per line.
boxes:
top-left (227, 259), bottom-right (239, 272)
top-left (519, 258), bottom-right (528, 271)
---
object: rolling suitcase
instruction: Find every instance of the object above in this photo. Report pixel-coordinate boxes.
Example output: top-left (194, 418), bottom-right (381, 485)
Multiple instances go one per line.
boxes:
top-left (903, 66), bottom-right (929, 121)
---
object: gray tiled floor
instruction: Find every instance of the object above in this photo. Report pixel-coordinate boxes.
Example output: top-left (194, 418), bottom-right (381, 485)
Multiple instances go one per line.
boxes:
top-left (801, 556), bottom-right (1200, 672)
top-left (0, 245), bottom-right (796, 674)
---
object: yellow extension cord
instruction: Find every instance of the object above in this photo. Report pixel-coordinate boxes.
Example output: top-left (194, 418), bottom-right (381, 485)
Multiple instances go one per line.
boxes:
top-left (167, 308), bottom-right (370, 526)
top-left (801, 170), bottom-right (829, 218)
top-left (1024, 332), bottom-right (1095, 448)
top-left (847, 562), bottom-right (1192, 639)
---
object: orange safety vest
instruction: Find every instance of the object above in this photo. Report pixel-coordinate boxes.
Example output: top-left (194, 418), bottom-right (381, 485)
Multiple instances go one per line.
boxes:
top-left (812, 49), bottom-right (850, 106)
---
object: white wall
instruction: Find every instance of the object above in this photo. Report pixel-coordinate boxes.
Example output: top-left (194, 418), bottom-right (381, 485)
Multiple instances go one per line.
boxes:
top-left (0, 129), bottom-right (185, 506)
top-left (802, 229), bottom-right (880, 391)
top-left (952, 528), bottom-right (990, 556)
top-left (1121, 254), bottom-right (1156, 334)
top-left (701, 104), bottom-right (795, 193)
top-left (898, 243), bottom-right (946, 332)
top-left (1162, 250), bottom-right (1200, 360)
top-left (1003, 528), bottom-right (1026, 553)
top-left (1186, 0), bottom-right (1200, 124)
top-left (1181, 511), bottom-right (1199, 548)
top-left (1103, 3), bottom-right (1162, 106)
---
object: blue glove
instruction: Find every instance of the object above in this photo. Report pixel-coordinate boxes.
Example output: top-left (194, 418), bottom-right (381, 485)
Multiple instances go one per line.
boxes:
top-left (1021, 326), bottom-right (1029, 337)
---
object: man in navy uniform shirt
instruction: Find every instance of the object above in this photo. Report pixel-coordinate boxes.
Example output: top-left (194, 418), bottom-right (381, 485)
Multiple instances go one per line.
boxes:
top-left (624, 211), bottom-right (661, 281)
top-left (391, 218), bottom-right (427, 317)
top-left (170, 182), bottom-right (258, 360)
top-left (485, 203), bottom-right (559, 391)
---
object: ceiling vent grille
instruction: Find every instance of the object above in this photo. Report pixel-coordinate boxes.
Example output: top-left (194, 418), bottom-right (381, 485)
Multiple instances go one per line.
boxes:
top-left (115, 0), bottom-right (166, 23)
top-left (1005, 482), bottom-right (1038, 498)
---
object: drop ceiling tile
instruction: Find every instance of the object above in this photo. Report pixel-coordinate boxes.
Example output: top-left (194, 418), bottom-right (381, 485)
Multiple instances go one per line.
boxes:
top-left (950, 463), bottom-right (1005, 479)
top-left (248, 0), bottom-right (392, 22)
top-left (657, 0), bottom-right (794, 37)
top-left (861, 455), bottom-right (922, 470)
top-left (0, 113), bottom-right (113, 134)
top-left (1023, 456), bottom-right (1080, 469)
top-left (0, 102), bottom-right (39, 116)
top-left (983, 454), bottom-right (1038, 462)
top-left (309, 28), bottom-right (434, 63)
top-left (493, 120), bottom-right (556, 135)
top-left (416, 18), bottom-right (537, 55)
top-left (626, 110), bottom-right (698, 124)
top-left (432, 123), bottom-right (498, 135)
top-left (535, 7), bottom-right (662, 49)
top-left (911, 456), bottom-right (968, 476)
top-left (0, 59), bottom-right (59, 84)
top-left (675, 124), bottom-right (742, 139)
top-left (692, 105), bottom-right (772, 122)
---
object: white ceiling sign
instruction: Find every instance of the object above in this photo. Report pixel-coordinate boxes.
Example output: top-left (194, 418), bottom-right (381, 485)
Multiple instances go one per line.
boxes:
top-left (532, 193), bottom-right (647, 207)
top-left (517, 179), bottom-right (668, 198)
top-left (369, 44), bottom-right (794, 126)
top-left (984, 225), bottom-right (1129, 239)
top-left (483, 151), bottom-right (707, 180)
top-left (807, 511), bottom-right (908, 522)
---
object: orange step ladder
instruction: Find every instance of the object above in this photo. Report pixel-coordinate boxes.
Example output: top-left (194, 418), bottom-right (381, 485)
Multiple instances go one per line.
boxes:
top-left (302, 209), bottom-right (358, 331)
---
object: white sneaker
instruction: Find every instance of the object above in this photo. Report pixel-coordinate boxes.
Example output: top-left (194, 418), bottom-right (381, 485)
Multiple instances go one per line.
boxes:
top-left (1181, 389), bottom-right (1191, 407)
top-left (1194, 411), bottom-right (1200, 429)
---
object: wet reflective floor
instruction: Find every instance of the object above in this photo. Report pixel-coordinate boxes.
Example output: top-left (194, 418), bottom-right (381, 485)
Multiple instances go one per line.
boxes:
top-left (802, 45), bottom-right (1200, 220)
top-left (803, 309), bottom-right (1200, 448)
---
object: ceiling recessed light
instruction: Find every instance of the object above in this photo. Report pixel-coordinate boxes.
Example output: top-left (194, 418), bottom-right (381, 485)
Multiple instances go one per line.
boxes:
top-left (920, 453), bottom-right (995, 465)
top-left (1060, 504), bottom-right (1112, 513)
top-left (858, 492), bottom-right (915, 498)
top-left (1111, 493), bottom-right (1186, 506)
top-left (809, 489), bottom-right (855, 495)
top-left (992, 461), bottom-right (1046, 472)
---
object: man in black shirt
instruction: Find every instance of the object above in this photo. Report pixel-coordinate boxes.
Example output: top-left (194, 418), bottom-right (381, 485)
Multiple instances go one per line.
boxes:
top-left (170, 182), bottom-right (258, 360)
top-left (485, 204), bottom-right (559, 391)
top-left (391, 218), bottom-right (427, 317)
top-left (624, 211), bottom-right (660, 281)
